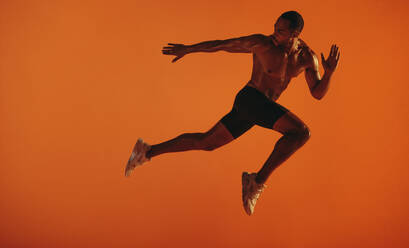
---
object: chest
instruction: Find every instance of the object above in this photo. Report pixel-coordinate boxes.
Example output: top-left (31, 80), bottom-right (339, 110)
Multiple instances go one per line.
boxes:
top-left (256, 46), bottom-right (307, 79)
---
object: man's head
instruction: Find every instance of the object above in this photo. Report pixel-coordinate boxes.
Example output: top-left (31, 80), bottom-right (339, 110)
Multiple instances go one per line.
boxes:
top-left (272, 11), bottom-right (304, 46)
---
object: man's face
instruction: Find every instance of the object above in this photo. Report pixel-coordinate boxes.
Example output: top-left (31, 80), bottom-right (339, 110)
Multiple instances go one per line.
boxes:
top-left (272, 18), bottom-right (298, 46)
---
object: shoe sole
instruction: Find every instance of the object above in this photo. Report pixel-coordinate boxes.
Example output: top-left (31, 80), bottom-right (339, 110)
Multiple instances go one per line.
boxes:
top-left (241, 172), bottom-right (252, 215)
top-left (124, 139), bottom-right (144, 177)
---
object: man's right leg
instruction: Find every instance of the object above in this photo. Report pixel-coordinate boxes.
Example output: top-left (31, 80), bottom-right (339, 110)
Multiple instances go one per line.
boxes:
top-left (145, 107), bottom-right (254, 159)
top-left (125, 115), bottom-right (243, 176)
top-left (145, 121), bottom-right (234, 159)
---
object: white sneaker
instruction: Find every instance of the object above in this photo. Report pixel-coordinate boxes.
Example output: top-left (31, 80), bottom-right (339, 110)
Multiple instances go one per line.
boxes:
top-left (242, 172), bottom-right (267, 216)
top-left (125, 138), bottom-right (151, 177)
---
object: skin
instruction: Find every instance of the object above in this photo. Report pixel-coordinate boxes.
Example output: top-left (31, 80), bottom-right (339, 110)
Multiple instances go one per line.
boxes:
top-left (144, 17), bottom-right (340, 185)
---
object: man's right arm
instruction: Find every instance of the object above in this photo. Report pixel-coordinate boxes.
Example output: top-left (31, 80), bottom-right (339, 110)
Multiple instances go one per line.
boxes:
top-left (162, 34), bottom-right (265, 63)
top-left (185, 33), bottom-right (265, 54)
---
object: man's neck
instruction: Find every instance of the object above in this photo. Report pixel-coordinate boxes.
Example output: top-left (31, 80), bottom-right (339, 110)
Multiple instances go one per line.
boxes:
top-left (287, 38), bottom-right (299, 54)
top-left (269, 35), bottom-right (299, 54)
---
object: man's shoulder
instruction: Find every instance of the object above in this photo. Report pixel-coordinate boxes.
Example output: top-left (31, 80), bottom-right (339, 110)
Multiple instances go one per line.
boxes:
top-left (298, 39), bottom-right (313, 54)
top-left (243, 33), bottom-right (271, 44)
top-left (247, 33), bottom-right (268, 39)
top-left (299, 40), bottom-right (318, 65)
top-left (245, 33), bottom-right (278, 52)
top-left (297, 39), bottom-right (319, 70)
top-left (236, 33), bottom-right (272, 52)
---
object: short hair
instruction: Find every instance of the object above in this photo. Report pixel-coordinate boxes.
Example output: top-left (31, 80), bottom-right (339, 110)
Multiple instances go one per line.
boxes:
top-left (279, 11), bottom-right (304, 33)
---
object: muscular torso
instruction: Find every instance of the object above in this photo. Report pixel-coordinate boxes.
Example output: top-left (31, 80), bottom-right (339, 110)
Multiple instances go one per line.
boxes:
top-left (246, 36), bottom-right (312, 101)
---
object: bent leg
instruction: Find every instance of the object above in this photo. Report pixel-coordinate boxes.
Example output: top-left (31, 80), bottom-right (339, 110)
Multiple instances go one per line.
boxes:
top-left (146, 106), bottom-right (254, 159)
top-left (146, 121), bottom-right (235, 159)
top-left (255, 110), bottom-right (310, 184)
top-left (145, 132), bottom-right (205, 159)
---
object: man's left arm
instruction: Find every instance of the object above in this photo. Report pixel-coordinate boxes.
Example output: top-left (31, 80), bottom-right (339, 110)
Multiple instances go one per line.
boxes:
top-left (304, 44), bottom-right (340, 100)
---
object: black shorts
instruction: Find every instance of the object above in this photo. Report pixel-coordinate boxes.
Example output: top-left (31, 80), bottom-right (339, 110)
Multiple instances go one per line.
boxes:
top-left (220, 85), bottom-right (290, 139)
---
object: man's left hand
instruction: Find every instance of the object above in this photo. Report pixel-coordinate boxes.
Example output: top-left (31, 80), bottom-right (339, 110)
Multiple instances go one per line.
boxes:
top-left (321, 44), bottom-right (340, 73)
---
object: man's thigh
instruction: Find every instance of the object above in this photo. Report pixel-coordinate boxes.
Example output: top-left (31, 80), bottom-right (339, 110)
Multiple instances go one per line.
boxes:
top-left (272, 110), bottom-right (310, 135)
top-left (251, 100), bottom-right (291, 130)
top-left (218, 108), bottom-right (254, 140)
top-left (251, 99), bottom-right (309, 135)
top-left (199, 119), bottom-right (239, 151)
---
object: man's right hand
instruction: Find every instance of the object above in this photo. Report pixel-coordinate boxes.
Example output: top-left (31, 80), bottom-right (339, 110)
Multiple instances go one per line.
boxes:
top-left (162, 43), bottom-right (189, 63)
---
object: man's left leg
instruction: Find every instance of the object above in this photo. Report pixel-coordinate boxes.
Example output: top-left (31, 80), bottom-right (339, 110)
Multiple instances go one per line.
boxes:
top-left (255, 110), bottom-right (311, 184)
top-left (242, 99), bottom-right (310, 215)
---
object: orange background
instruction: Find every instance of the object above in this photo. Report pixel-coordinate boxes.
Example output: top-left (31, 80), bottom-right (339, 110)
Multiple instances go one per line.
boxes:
top-left (1, 0), bottom-right (409, 247)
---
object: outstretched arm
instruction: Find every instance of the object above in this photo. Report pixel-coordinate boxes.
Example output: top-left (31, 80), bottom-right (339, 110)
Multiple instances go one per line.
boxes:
top-left (186, 34), bottom-right (265, 53)
top-left (304, 44), bottom-right (340, 100)
top-left (162, 34), bottom-right (265, 63)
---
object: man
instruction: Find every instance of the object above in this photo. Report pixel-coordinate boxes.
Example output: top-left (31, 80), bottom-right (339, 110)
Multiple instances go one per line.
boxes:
top-left (125, 11), bottom-right (340, 216)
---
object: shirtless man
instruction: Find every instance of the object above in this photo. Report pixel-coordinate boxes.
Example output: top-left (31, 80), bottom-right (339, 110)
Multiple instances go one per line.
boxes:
top-left (125, 11), bottom-right (340, 216)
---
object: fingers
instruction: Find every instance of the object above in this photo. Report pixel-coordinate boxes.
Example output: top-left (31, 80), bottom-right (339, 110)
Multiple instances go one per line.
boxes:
top-left (329, 45), bottom-right (334, 57)
top-left (329, 44), bottom-right (336, 57)
top-left (163, 44), bottom-right (181, 49)
top-left (162, 42), bottom-right (186, 63)
top-left (162, 43), bottom-right (184, 55)
top-left (330, 44), bottom-right (340, 58)
top-left (162, 47), bottom-right (176, 55)
top-left (162, 51), bottom-right (174, 56)
top-left (321, 52), bottom-right (325, 62)
top-left (325, 44), bottom-right (340, 59)
top-left (332, 44), bottom-right (340, 62)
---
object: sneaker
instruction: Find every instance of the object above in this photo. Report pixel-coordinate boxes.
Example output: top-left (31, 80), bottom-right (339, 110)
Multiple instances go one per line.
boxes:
top-left (125, 138), bottom-right (151, 177)
top-left (242, 172), bottom-right (267, 216)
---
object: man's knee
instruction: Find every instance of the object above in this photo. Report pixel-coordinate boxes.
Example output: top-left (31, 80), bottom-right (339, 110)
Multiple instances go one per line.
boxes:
top-left (286, 125), bottom-right (311, 145)
top-left (201, 137), bottom-right (220, 151)
top-left (300, 125), bottom-right (311, 144)
top-left (188, 132), bottom-right (214, 151)
top-left (200, 122), bottom-right (236, 151)
top-left (200, 134), bottom-right (231, 151)
top-left (203, 144), bottom-right (216, 151)
top-left (179, 132), bottom-right (206, 149)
